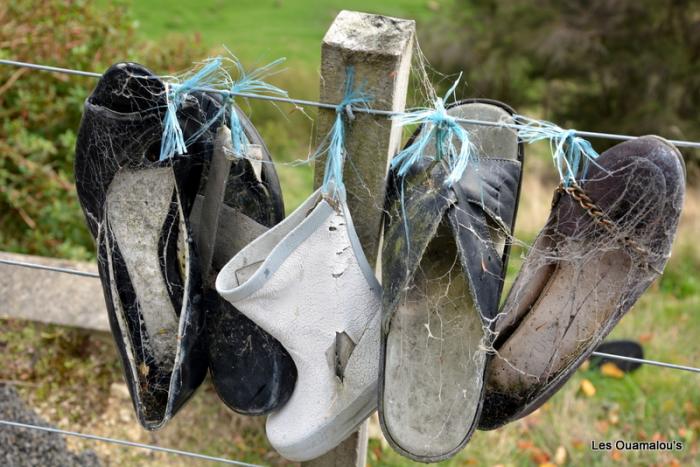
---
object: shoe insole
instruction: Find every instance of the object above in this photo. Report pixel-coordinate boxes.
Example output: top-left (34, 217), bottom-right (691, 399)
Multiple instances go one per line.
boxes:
top-left (106, 167), bottom-right (182, 367)
top-left (382, 101), bottom-right (519, 459)
top-left (383, 220), bottom-right (486, 458)
top-left (488, 245), bottom-right (631, 395)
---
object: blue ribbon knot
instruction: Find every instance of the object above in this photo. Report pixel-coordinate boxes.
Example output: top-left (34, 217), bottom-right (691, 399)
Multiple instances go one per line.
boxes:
top-left (159, 54), bottom-right (288, 163)
top-left (390, 75), bottom-right (475, 187)
top-left (159, 57), bottom-right (224, 161)
top-left (515, 115), bottom-right (602, 186)
top-left (317, 66), bottom-right (373, 199)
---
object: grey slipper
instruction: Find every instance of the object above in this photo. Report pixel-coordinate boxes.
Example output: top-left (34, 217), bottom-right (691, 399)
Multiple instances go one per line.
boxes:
top-left (480, 136), bottom-right (685, 429)
top-left (379, 99), bottom-right (524, 462)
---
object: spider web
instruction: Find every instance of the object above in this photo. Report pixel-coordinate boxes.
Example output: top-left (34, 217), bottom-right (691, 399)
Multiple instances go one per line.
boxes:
top-left (86, 41), bottom-right (684, 439)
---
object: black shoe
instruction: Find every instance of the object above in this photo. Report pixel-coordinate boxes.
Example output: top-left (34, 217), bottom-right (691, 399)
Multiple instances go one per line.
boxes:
top-left (76, 62), bottom-right (297, 425)
top-left (591, 339), bottom-right (644, 373)
top-left (193, 104), bottom-right (297, 415)
top-left (75, 62), bottom-right (215, 429)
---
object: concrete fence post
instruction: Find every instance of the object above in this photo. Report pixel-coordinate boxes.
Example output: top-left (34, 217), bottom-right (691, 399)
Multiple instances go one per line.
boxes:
top-left (307, 10), bottom-right (415, 467)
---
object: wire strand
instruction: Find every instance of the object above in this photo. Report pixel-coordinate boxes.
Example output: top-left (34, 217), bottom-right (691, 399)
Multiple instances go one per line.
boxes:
top-left (3, 58), bottom-right (700, 149)
top-left (591, 351), bottom-right (700, 374)
top-left (0, 59), bottom-right (102, 78)
top-left (0, 257), bottom-right (99, 278)
top-left (0, 419), bottom-right (261, 466)
top-left (2, 254), bottom-right (699, 374)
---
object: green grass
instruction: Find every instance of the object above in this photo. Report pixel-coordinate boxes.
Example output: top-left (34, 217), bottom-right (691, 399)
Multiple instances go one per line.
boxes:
top-left (3, 251), bottom-right (699, 466)
top-left (3, 2), bottom-right (698, 465)
top-left (127, 0), bottom-right (438, 66)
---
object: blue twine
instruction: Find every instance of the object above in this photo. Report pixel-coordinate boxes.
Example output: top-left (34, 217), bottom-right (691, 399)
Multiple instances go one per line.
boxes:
top-left (183, 55), bottom-right (288, 158)
top-left (389, 75), bottom-right (475, 254)
top-left (223, 55), bottom-right (288, 157)
top-left (159, 58), bottom-right (225, 161)
top-left (515, 115), bottom-right (602, 186)
top-left (390, 75), bottom-right (475, 187)
top-left (313, 66), bottom-right (372, 199)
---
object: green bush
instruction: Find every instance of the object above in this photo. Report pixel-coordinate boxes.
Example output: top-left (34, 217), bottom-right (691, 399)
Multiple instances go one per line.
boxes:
top-left (425, 0), bottom-right (700, 167)
top-left (660, 243), bottom-right (700, 299)
top-left (0, 1), bottom-right (205, 259)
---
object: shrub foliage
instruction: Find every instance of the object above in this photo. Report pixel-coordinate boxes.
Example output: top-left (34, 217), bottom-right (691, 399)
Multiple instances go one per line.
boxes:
top-left (0, 1), bottom-right (203, 259)
top-left (425, 0), bottom-right (700, 162)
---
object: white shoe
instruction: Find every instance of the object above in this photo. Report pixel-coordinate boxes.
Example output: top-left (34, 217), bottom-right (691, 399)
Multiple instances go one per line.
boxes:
top-left (216, 186), bottom-right (381, 461)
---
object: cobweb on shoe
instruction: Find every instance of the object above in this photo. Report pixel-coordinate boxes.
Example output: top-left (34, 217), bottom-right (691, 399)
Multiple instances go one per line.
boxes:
top-left (380, 42), bottom-right (684, 439)
top-left (486, 130), bottom-right (684, 408)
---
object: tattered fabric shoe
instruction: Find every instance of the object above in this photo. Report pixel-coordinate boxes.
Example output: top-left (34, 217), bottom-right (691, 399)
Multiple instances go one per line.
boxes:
top-left (216, 185), bottom-right (381, 461)
top-left (480, 136), bottom-right (685, 430)
top-left (75, 62), bottom-right (216, 429)
top-left (192, 105), bottom-right (297, 415)
top-left (379, 100), bottom-right (524, 462)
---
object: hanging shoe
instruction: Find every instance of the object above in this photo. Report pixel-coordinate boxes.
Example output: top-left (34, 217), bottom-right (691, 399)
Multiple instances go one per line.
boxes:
top-left (74, 62), bottom-right (215, 429)
top-left (192, 105), bottom-right (297, 416)
top-left (216, 183), bottom-right (381, 461)
top-left (590, 339), bottom-right (644, 373)
top-left (379, 100), bottom-right (524, 462)
top-left (480, 136), bottom-right (685, 429)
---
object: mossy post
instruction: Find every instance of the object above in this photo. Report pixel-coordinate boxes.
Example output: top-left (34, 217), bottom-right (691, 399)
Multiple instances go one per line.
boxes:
top-left (308, 10), bottom-right (415, 467)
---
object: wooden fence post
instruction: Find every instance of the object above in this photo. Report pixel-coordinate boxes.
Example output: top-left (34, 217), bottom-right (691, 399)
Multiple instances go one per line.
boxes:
top-left (307, 10), bottom-right (414, 467)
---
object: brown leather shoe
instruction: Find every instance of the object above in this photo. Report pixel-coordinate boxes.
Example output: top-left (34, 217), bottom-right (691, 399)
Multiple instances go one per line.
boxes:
top-left (479, 136), bottom-right (685, 429)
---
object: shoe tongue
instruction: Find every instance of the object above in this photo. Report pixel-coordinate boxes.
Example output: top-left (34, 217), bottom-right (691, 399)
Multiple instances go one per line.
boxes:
top-left (90, 62), bottom-right (165, 114)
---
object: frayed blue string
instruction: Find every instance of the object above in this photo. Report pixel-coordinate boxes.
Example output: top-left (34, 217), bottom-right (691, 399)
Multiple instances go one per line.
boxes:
top-left (320, 111), bottom-right (348, 199)
top-left (182, 55), bottom-right (288, 159)
top-left (312, 66), bottom-right (372, 200)
top-left (159, 58), bottom-right (224, 161)
top-left (390, 75), bottom-right (475, 254)
top-left (223, 56), bottom-right (288, 157)
top-left (515, 115), bottom-right (602, 186)
top-left (390, 74), bottom-right (476, 187)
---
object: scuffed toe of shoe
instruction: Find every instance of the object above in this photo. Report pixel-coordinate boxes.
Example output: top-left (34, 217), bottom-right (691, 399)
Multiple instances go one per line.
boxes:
top-left (90, 62), bottom-right (164, 113)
